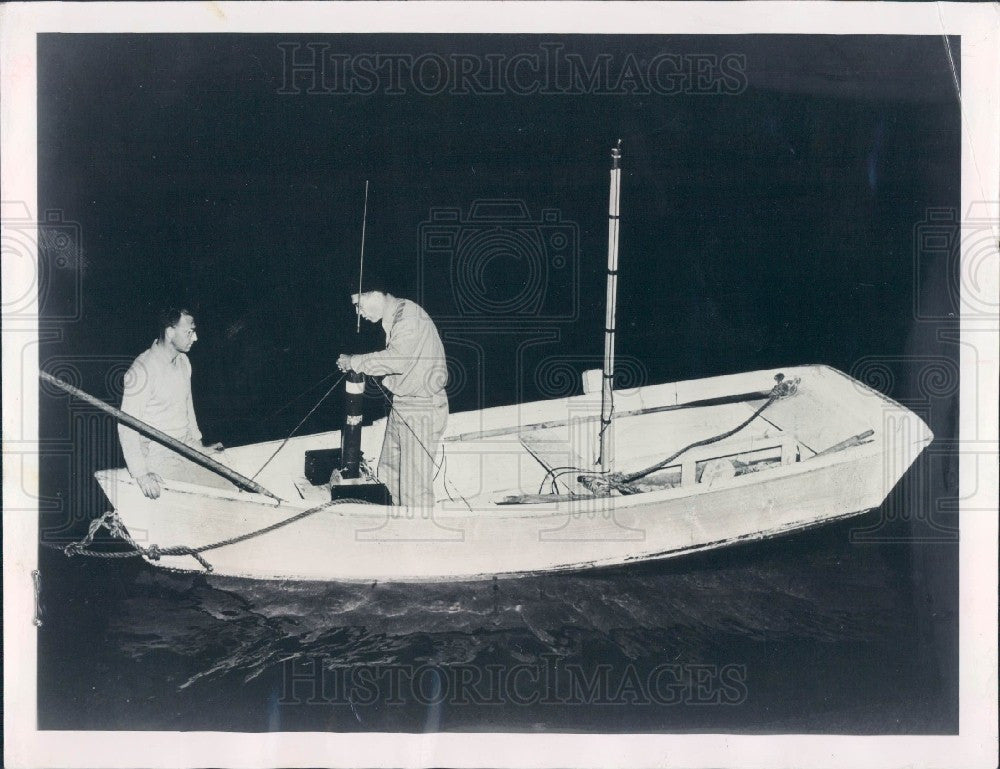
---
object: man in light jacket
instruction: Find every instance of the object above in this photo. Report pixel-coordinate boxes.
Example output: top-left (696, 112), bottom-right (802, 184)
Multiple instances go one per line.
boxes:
top-left (119, 307), bottom-right (228, 499)
top-left (337, 290), bottom-right (449, 508)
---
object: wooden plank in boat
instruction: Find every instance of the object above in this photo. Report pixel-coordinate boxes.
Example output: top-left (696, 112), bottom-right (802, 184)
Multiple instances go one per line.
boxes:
top-left (495, 492), bottom-right (596, 505)
top-left (444, 389), bottom-right (772, 443)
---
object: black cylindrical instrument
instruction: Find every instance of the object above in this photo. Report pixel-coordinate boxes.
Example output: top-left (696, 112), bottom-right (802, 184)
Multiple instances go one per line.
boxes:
top-left (340, 371), bottom-right (364, 479)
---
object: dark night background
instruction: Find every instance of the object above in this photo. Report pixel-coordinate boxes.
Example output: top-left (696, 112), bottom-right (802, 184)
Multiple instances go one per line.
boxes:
top-left (35, 34), bottom-right (960, 733)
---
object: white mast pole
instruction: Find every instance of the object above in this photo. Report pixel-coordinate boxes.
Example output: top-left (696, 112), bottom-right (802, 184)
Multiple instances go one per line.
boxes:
top-left (598, 140), bottom-right (622, 473)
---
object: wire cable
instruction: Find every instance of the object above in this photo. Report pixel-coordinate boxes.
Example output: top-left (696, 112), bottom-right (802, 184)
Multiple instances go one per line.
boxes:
top-left (260, 369), bottom-right (342, 422)
top-left (249, 373), bottom-right (346, 482)
top-left (371, 379), bottom-right (473, 512)
top-left (616, 375), bottom-right (797, 485)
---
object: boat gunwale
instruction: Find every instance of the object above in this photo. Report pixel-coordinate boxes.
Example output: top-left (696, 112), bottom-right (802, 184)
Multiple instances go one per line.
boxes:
top-left (95, 434), bottom-right (892, 521)
top-left (93, 363), bottom-right (933, 519)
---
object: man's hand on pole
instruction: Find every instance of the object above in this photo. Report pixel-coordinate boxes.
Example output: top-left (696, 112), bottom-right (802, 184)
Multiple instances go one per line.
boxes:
top-left (337, 354), bottom-right (354, 373)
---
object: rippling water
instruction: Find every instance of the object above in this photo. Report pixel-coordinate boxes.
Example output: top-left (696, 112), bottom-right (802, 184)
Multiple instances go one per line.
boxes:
top-left (37, 516), bottom-right (952, 733)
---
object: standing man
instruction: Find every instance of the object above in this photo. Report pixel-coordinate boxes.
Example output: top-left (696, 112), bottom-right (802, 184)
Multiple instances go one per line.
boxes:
top-left (119, 307), bottom-right (229, 498)
top-left (337, 290), bottom-right (448, 508)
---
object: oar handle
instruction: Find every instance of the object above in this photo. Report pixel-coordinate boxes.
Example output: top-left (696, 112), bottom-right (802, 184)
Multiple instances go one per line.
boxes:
top-left (40, 370), bottom-right (282, 502)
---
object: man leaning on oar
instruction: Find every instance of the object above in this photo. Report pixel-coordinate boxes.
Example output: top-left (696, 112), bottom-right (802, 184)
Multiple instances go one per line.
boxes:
top-left (118, 307), bottom-right (230, 499)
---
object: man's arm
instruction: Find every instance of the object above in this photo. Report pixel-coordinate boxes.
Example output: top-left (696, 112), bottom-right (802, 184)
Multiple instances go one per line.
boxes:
top-left (182, 356), bottom-right (223, 451)
top-left (118, 359), bottom-right (152, 477)
top-left (182, 355), bottom-right (203, 445)
top-left (348, 313), bottom-right (420, 376)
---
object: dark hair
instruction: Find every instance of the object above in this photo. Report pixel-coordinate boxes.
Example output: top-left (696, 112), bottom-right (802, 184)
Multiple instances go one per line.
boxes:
top-left (357, 274), bottom-right (385, 295)
top-left (157, 307), bottom-right (192, 341)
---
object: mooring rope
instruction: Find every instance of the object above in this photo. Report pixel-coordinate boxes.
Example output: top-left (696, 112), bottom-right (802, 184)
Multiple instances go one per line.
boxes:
top-left (43, 497), bottom-right (375, 574)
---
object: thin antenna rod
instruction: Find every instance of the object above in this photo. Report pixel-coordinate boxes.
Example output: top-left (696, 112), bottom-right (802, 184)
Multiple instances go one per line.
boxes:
top-left (356, 179), bottom-right (370, 333)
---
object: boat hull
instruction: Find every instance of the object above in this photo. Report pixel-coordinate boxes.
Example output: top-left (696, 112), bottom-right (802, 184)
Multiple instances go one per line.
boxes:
top-left (96, 465), bottom-right (879, 582)
top-left (93, 364), bottom-right (932, 582)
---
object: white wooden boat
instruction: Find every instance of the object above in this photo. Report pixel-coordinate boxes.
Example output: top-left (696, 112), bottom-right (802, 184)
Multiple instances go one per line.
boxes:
top-left (72, 147), bottom-right (932, 582)
top-left (92, 363), bottom-right (932, 582)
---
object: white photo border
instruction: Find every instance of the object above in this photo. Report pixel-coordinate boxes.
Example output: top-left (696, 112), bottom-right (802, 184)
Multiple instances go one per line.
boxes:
top-left (2, 2), bottom-right (997, 768)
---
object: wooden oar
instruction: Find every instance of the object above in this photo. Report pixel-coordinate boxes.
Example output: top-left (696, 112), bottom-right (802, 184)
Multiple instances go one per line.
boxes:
top-left (40, 370), bottom-right (282, 502)
top-left (810, 429), bottom-right (875, 459)
top-left (445, 389), bottom-right (775, 443)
